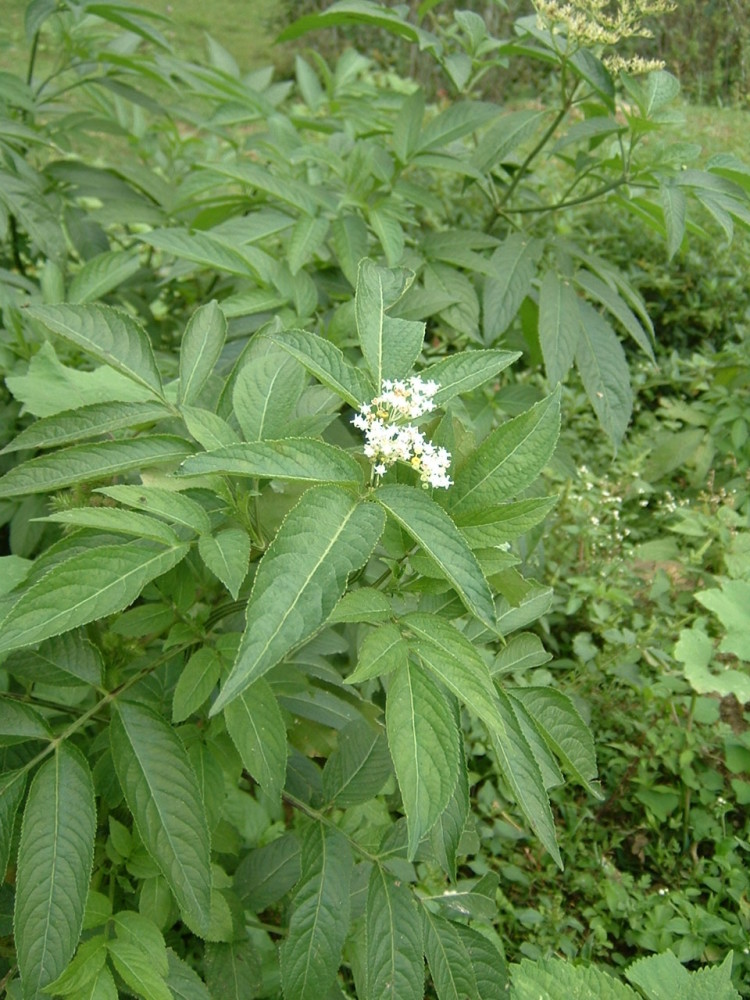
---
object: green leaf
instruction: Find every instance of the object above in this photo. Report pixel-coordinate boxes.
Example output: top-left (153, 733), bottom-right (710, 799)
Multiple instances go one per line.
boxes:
top-left (575, 302), bottom-right (633, 447)
top-left (39, 507), bottom-right (180, 546)
top-left (0, 435), bottom-right (194, 499)
top-left (483, 236), bottom-right (542, 343)
top-left (538, 271), bottom-right (581, 385)
top-left (15, 745), bottom-right (96, 1000)
top-left (322, 718), bottom-right (392, 806)
top-left (448, 387), bottom-right (561, 516)
top-left (356, 259), bottom-right (424, 387)
top-left (495, 583), bottom-right (553, 634)
top-left (328, 587), bottom-right (392, 624)
top-left (386, 659), bottom-right (461, 857)
top-left (180, 406), bottom-right (240, 451)
top-left (675, 627), bottom-right (750, 702)
top-left (204, 940), bottom-right (262, 1000)
top-left (394, 87), bottom-right (425, 163)
top-left (198, 528), bottom-right (250, 599)
top-left (107, 941), bottom-right (172, 1000)
top-left (345, 623), bottom-right (408, 683)
top-left (95, 485), bottom-right (211, 535)
top-left (492, 633), bottom-right (552, 675)
top-left (455, 924), bottom-right (508, 999)
top-left (138, 227), bottom-right (267, 279)
top-left (0, 701), bottom-right (52, 745)
top-left (2, 402), bottom-right (170, 455)
top-left (172, 648), bottom-right (222, 723)
top-left (421, 349), bottom-right (520, 406)
top-left (225, 680), bottom-right (287, 799)
top-left (277, 0), bottom-right (439, 48)
top-left (211, 488), bottom-right (385, 713)
top-left (0, 538), bottom-right (189, 653)
top-left (375, 484), bottom-right (496, 629)
top-left (660, 184), bottom-right (687, 261)
top-left (110, 701), bottom-right (212, 935)
top-left (330, 214), bottom-right (370, 287)
top-left (365, 866), bottom-right (424, 1000)
top-left (280, 823), bottom-right (353, 1000)
top-left (232, 346), bottom-right (306, 442)
top-left (491, 691), bottom-right (561, 867)
top-left (0, 769), bottom-right (26, 882)
top-left (234, 833), bottom-right (301, 913)
top-left (42, 935), bottom-right (107, 996)
top-left (287, 215), bottom-right (330, 275)
top-left (4, 631), bottom-right (103, 687)
top-left (470, 109), bottom-right (548, 172)
top-left (574, 270), bottom-right (654, 359)
top-left (178, 439), bottom-right (363, 486)
top-left (178, 301), bottom-right (227, 406)
top-left (509, 687), bottom-right (601, 796)
top-left (68, 249), bottom-right (141, 304)
top-left (165, 949), bottom-right (211, 1000)
top-left (512, 957), bottom-right (636, 1000)
top-left (417, 100), bottom-right (499, 152)
top-left (27, 304), bottom-right (164, 399)
top-left (457, 497), bottom-right (558, 548)
top-left (266, 329), bottom-right (374, 408)
top-left (423, 909), bottom-right (477, 1000)
top-left (429, 739), bottom-right (469, 881)
top-left (625, 951), bottom-right (739, 1000)
top-left (111, 911), bottom-right (168, 977)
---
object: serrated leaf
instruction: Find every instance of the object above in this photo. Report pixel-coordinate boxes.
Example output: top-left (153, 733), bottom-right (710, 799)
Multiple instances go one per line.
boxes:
top-left (138, 227), bottom-right (264, 278)
top-left (507, 697), bottom-right (564, 791)
top-left (107, 940), bottom-right (172, 1000)
top-left (95, 485), bottom-right (211, 535)
top-left (15, 745), bottom-right (96, 1000)
top-left (234, 833), bottom-right (301, 913)
top-left (172, 648), bottom-right (221, 723)
top-left (365, 866), bottom-right (424, 1000)
top-left (178, 301), bottom-right (227, 406)
top-left (660, 184), bottom-right (687, 261)
top-left (421, 349), bottom-right (520, 406)
top-left (4, 631), bottom-right (103, 687)
top-left (386, 659), bottom-right (461, 858)
top-left (491, 691), bottom-right (561, 867)
top-left (180, 406), bottom-right (240, 451)
top-left (232, 346), bottom-right (306, 442)
top-left (495, 582), bottom-right (553, 634)
top-left (0, 538), bottom-right (189, 653)
top-left (512, 957), bottom-right (636, 999)
top-left (574, 270), bottom-right (654, 359)
top-left (328, 587), bottom-right (392, 624)
top-left (68, 249), bottom-right (141, 304)
top-left (0, 769), bottom-right (26, 882)
top-left (492, 633), bottom-right (552, 675)
top-left (211, 488), bottom-right (385, 713)
top-left (287, 215), bottom-right (330, 275)
top-left (0, 700), bottom-right (52, 744)
top-left (178, 438), bottom-right (362, 486)
top-left (280, 823), bottom-right (353, 1000)
top-left (470, 109), bottom-right (548, 172)
top-left (198, 528), bottom-right (250, 599)
top-left (345, 623), bottom-right (408, 683)
top-left (204, 940), bottom-right (262, 1000)
top-left (429, 737), bottom-right (469, 881)
top-left (423, 909), bottom-right (477, 1000)
top-left (28, 304), bottom-right (164, 398)
top-left (483, 236), bottom-right (542, 343)
top-left (575, 302), bottom-right (633, 447)
top-left (66, 965), bottom-right (117, 1000)
top-left (225, 679), bottom-right (287, 799)
top-left (449, 388), bottom-right (561, 516)
top-left (2, 401), bottom-right (170, 455)
top-left (457, 497), bottom-right (558, 547)
top-left (322, 719), bottom-right (392, 806)
top-left (509, 687), bottom-right (600, 796)
top-left (42, 935), bottom-right (107, 996)
top-left (39, 507), bottom-right (179, 546)
top-left (538, 271), bottom-right (581, 385)
top-left (110, 701), bottom-right (212, 935)
top-left (330, 214), bottom-right (370, 287)
top-left (111, 911), bottom-right (168, 977)
top-left (0, 435), bottom-right (194, 499)
top-left (266, 329), bottom-right (374, 407)
top-left (394, 87), bottom-right (425, 163)
top-left (456, 925), bottom-right (508, 999)
top-left (375, 484), bottom-right (496, 629)
top-left (165, 949), bottom-right (211, 1000)
top-left (417, 100), bottom-right (499, 152)
top-left (356, 259), bottom-right (424, 386)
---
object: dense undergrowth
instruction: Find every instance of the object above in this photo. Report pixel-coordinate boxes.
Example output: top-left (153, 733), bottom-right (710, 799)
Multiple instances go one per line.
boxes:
top-left (0, 2), bottom-right (749, 998)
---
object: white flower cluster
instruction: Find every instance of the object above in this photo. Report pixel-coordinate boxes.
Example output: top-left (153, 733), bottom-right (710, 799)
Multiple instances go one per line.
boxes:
top-left (352, 376), bottom-right (453, 489)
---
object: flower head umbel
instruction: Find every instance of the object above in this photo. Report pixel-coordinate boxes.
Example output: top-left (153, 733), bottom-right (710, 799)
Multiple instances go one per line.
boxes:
top-left (353, 376), bottom-right (453, 489)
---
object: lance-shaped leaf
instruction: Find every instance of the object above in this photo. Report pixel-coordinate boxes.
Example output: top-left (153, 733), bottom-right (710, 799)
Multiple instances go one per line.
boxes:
top-left (204, 940), bottom-right (262, 1000)
top-left (14, 745), bottom-right (96, 1000)
top-left (95, 485), bottom-right (211, 535)
top-left (68, 247), bottom-right (141, 304)
top-left (423, 909), bottom-right (478, 1000)
top-left (225, 679), bottom-right (287, 800)
top-left (375, 484), bottom-right (496, 629)
top-left (455, 924), bottom-right (508, 999)
top-left (28, 303), bottom-right (164, 398)
top-left (538, 270), bottom-right (581, 385)
top-left (322, 718), bottom-right (392, 807)
top-left (575, 302), bottom-right (633, 447)
top-left (483, 235), bottom-right (542, 343)
top-left (39, 507), bottom-right (180, 546)
top-left (510, 687), bottom-right (601, 797)
top-left (513, 957), bottom-right (637, 1000)
top-left (0, 769), bottom-right (26, 882)
top-left (265, 329), bottom-right (374, 408)
top-left (448, 387), bottom-right (561, 516)
top-left (365, 866), bottom-right (424, 1000)
top-left (0, 435), bottom-right (194, 499)
top-left (420, 349), bottom-right (520, 406)
top-left (110, 701), bottom-right (212, 935)
top-left (345, 622), bottom-right (408, 684)
top-left (166, 947), bottom-right (212, 1000)
top-left (356, 258), bottom-right (424, 387)
top-left (386, 659), bottom-right (461, 858)
top-left (198, 528), bottom-right (250, 599)
top-left (0, 538), bottom-right (189, 653)
top-left (232, 347), bottom-right (306, 442)
top-left (178, 439), bottom-right (362, 486)
top-left (491, 690), bottom-right (561, 867)
top-left (429, 735), bottom-right (469, 882)
top-left (211, 488), bottom-right (385, 713)
top-left (574, 269), bottom-right (654, 360)
top-left (1, 401), bottom-right (170, 455)
top-left (456, 497), bottom-right (558, 548)
top-left (0, 700), bottom-right (52, 744)
top-left (178, 300), bottom-right (227, 406)
top-left (280, 823), bottom-right (353, 1000)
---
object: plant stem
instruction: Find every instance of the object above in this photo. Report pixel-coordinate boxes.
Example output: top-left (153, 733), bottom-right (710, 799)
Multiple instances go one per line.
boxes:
top-left (282, 789), bottom-right (381, 865)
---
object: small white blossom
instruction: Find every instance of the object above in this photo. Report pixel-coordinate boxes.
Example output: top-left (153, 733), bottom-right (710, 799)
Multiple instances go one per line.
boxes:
top-left (352, 376), bottom-right (452, 488)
